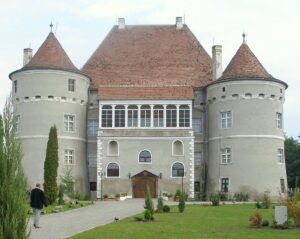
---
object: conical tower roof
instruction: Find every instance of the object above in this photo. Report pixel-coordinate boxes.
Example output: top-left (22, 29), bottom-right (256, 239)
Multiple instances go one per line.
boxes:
top-left (221, 42), bottom-right (272, 79)
top-left (23, 32), bottom-right (78, 72)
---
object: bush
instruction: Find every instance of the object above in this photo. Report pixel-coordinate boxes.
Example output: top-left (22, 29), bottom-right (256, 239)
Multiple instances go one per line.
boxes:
top-left (157, 197), bottom-right (164, 213)
top-left (163, 205), bottom-right (170, 212)
top-left (58, 184), bottom-right (64, 205)
top-left (195, 192), bottom-right (206, 201)
top-left (144, 186), bottom-right (154, 216)
top-left (286, 191), bottom-right (300, 227)
top-left (210, 194), bottom-right (220, 206)
top-left (60, 168), bottom-right (75, 199)
top-left (249, 211), bottom-right (263, 227)
top-left (255, 201), bottom-right (262, 209)
top-left (174, 189), bottom-right (182, 201)
top-left (262, 192), bottom-right (271, 209)
top-left (144, 209), bottom-right (153, 221)
top-left (75, 192), bottom-right (90, 201)
top-left (234, 192), bottom-right (249, 201)
top-left (178, 192), bottom-right (186, 213)
top-left (219, 192), bottom-right (230, 201)
top-left (261, 219), bottom-right (269, 227)
top-left (134, 216), bottom-right (143, 222)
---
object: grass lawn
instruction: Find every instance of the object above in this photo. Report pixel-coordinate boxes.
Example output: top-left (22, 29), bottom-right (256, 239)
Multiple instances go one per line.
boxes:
top-left (26, 201), bottom-right (92, 216)
top-left (70, 204), bottom-right (299, 239)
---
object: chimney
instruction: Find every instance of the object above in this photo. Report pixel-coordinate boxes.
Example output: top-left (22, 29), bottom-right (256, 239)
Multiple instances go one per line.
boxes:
top-left (118, 17), bottom-right (125, 29)
top-left (23, 48), bottom-right (33, 66)
top-left (176, 17), bottom-right (183, 30)
top-left (212, 45), bottom-right (223, 81)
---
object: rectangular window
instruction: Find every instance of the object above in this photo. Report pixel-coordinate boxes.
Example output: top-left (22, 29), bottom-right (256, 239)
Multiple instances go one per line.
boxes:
top-left (221, 177), bottom-right (229, 192)
top-left (14, 80), bottom-right (17, 93)
top-left (221, 148), bottom-right (231, 164)
top-left (221, 111), bottom-right (232, 129)
top-left (280, 179), bottom-right (286, 193)
top-left (194, 181), bottom-right (200, 192)
top-left (277, 148), bottom-right (284, 163)
top-left (68, 79), bottom-right (75, 92)
top-left (194, 152), bottom-right (202, 166)
top-left (101, 106), bottom-right (112, 127)
top-left (114, 106), bottom-right (125, 127)
top-left (89, 182), bottom-right (97, 191)
top-left (276, 112), bottom-right (282, 129)
top-left (140, 107), bottom-right (151, 127)
top-left (15, 115), bottom-right (20, 132)
top-left (179, 106), bottom-right (190, 127)
top-left (127, 106), bottom-right (138, 127)
top-left (87, 119), bottom-right (98, 137)
top-left (88, 153), bottom-right (97, 167)
top-left (64, 114), bottom-right (75, 132)
top-left (64, 149), bottom-right (74, 165)
top-left (192, 118), bottom-right (202, 133)
top-left (153, 106), bottom-right (164, 127)
top-left (166, 106), bottom-right (177, 127)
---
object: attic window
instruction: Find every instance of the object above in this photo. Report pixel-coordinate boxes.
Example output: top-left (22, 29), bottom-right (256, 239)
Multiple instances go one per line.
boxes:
top-left (80, 100), bottom-right (85, 104)
top-left (221, 95), bottom-right (226, 100)
top-left (280, 89), bottom-right (282, 93)
top-left (212, 97), bottom-right (216, 101)
top-left (222, 87), bottom-right (226, 92)
top-left (270, 94), bottom-right (276, 100)
top-left (258, 93), bottom-right (265, 99)
top-left (24, 97), bottom-right (29, 101)
top-left (72, 98), bottom-right (76, 102)
top-left (245, 93), bottom-right (252, 99)
top-left (232, 94), bottom-right (239, 98)
top-left (35, 95), bottom-right (41, 100)
top-left (48, 95), bottom-right (54, 99)
top-left (68, 79), bottom-right (75, 92)
top-left (61, 96), bottom-right (66, 101)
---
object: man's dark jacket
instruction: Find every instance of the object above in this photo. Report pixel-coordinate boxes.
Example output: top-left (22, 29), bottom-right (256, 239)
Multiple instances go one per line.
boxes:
top-left (30, 188), bottom-right (47, 209)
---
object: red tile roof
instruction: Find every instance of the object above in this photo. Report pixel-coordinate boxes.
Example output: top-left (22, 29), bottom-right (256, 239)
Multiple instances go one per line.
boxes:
top-left (221, 43), bottom-right (272, 79)
top-left (82, 25), bottom-right (212, 93)
top-left (23, 32), bottom-right (78, 72)
top-left (98, 86), bottom-right (194, 100)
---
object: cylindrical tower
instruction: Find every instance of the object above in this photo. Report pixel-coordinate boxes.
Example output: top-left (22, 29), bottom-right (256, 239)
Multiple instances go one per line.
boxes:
top-left (206, 42), bottom-right (288, 199)
top-left (9, 31), bottom-right (90, 193)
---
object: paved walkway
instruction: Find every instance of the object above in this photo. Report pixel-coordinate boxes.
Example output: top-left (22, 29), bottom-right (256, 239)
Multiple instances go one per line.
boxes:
top-left (29, 199), bottom-right (145, 239)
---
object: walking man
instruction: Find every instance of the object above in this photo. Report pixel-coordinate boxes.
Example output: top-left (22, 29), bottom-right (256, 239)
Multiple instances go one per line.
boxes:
top-left (30, 183), bottom-right (47, 228)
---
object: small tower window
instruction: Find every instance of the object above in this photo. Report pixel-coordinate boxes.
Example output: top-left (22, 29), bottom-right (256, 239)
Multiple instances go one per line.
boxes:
top-left (222, 87), bottom-right (226, 92)
top-left (14, 80), bottom-right (17, 93)
top-left (68, 79), bottom-right (76, 92)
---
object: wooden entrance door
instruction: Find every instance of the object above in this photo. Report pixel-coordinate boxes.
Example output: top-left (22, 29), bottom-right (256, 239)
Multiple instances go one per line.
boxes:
top-left (132, 170), bottom-right (158, 198)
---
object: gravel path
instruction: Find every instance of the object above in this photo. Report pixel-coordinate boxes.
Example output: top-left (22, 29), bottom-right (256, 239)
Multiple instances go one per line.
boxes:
top-left (29, 199), bottom-right (145, 239)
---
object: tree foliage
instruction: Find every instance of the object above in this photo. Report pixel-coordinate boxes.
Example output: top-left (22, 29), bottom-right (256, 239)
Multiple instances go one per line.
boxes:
top-left (0, 97), bottom-right (28, 239)
top-left (60, 167), bottom-right (75, 199)
top-left (44, 126), bottom-right (59, 205)
top-left (285, 137), bottom-right (300, 188)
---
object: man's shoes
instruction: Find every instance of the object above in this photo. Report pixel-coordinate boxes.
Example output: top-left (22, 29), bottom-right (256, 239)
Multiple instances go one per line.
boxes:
top-left (33, 224), bottom-right (41, 229)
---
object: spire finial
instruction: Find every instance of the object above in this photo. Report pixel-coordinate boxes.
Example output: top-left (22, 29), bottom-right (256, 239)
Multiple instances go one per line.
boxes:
top-left (50, 22), bottom-right (53, 32)
top-left (242, 32), bottom-right (246, 43)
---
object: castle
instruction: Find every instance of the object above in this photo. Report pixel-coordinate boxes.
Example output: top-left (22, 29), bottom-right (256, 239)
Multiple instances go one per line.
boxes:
top-left (9, 17), bottom-right (288, 200)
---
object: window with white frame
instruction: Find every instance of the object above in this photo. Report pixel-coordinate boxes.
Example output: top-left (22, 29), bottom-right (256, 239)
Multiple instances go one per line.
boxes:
top-left (68, 79), bottom-right (75, 92)
top-left (221, 148), bottom-right (231, 164)
top-left (276, 112), bottom-right (282, 129)
top-left (108, 141), bottom-right (118, 156)
top-left (102, 105), bottom-right (112, 127)
top-left (166, 105), bottom-right (177, 127)
top-left (64, 149), bottom-right (74, 165)
top-left (280, 178), bottom-right (286, 193)
top-left (173, 140), bottom-right (184, 156)
top-left (127, 105), bottom-right (138, 127)
top-left (221, 111), bottom-right (232, 129)
top-left (194, 152), bottom-right (202, 166)
top-left (140, 105), bottom-right (151, 127)
top-left (139, 150), bottom-right (151, 163)
top-left (153, 105), bottom-right (164, 127)
top-left (172, 162), bottom-right (184, 177)
top-left (87, 119), bottom-right (98, 137)
top-left (192, 118), bottom-right (202, 134)
top-left (107, 163), bottom-right (119, 177)
top-left (15, 115), bottom-right (20, 132)
top-left (114, 105), bottom-right (125, 127)
top-left (277, 148), bottom-right (284, 163)
top-left (64, 114), bottom-right (75, 132)
top-left (88, 153), bottom-right (97, 167)
top-left (179, 105), bottom-right (190, 127)
top-left (221, 177), bottom-right (229, 192)
top-left (14, 80), bottom-right (17, 93)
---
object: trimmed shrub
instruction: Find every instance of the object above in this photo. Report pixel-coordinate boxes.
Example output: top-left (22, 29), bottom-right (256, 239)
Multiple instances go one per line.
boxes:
top-left (157, 197), bottom-right (164, 213)
top-left (58, 184), bottom-right (64, 205)
top-left (234, 192), bottom-right (249, 201)
top-left (163, 205), bottom-right (171, 212)
top-left (144, 209), bottom-right (152, 221)
top-left (144, 186), bottom-right (154, 216)
top-left (262, 192), bottom-right (271, 209)
top-left (174, 189), bottom-right (181, 201)
top-left (210, 194), bottom-right (220, 206)
top-left (178, 192), bottom-right (186, 213)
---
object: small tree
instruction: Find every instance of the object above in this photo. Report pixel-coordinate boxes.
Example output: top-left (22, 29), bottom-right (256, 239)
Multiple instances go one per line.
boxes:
top-left (157, 196), bottom-right (164, 213)
top-left (144, 185), bottom-right (154, 216)
top-left (0, 96), bottom-right (29, 238)
top-left (44, 126), bottom-right (59, 204)
top-left (178, 192), bottom-right (186, 213)
top-left (58, 184), bottom-right (64, 205)
top-left (60, 167), bottom-right (75, 199)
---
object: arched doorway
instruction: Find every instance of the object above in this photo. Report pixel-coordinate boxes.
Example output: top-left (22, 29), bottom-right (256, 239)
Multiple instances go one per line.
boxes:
top-left (132, 170), bottom-right (158, 198)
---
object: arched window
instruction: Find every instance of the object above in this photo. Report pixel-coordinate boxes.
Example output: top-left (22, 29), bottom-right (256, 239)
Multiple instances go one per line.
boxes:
top-left (172, 162), bottom-right (184, 177)
top-left (108, 140), bottom-right (118, 156)
top-left (173, 140), bottom-right (184, 156)
top-left (115, 105), bottom-right (125, 127)
top-left (179, 105), bottom-right (190, 127)
top-left (141, 105), bottom-right (151, 127)
top-left (101, 105), bottom-right (112, 127)
top-left (166, 105), bottom-right (177, 127)
top-left (139, 150), bottom-right (151, 163)
top-left (107, 163), bottom-right (119, 177)
top-left (153, 105), bottom-right (164, 127)
top-left (128, 105), bottom-right (138, 127)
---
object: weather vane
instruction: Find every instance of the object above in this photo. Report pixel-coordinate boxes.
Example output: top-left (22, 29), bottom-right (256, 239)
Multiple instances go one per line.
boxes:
top-left (242, 32), bottom-right (246, 43)
top-left (50, 22), bottom-right (53, 32)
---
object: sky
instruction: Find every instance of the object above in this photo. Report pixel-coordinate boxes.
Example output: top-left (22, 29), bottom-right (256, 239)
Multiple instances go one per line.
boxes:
top-left (0, 0), bottom-right (299, 138)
